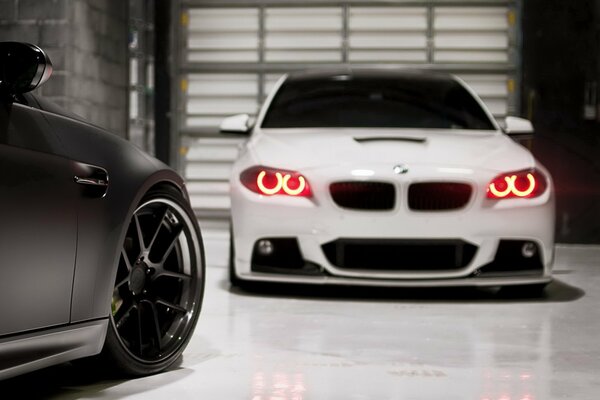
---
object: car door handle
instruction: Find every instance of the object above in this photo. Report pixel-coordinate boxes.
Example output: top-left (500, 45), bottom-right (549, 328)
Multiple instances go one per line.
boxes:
top-left (74, 176), bottom-right (108, 187)
top-left (73, 163), bottom-right (109, 198)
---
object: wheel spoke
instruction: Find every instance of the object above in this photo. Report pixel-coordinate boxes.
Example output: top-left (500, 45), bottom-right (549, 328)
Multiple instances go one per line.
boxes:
top-left (115, 302), bottom-right (135, 329)
top-left (156, 298), bottom-right (189, 314)
top-left (146, 208), bottom-right (169, 254)
top-left (116, 275), bottom-right (129, 289)
top-left (154, 269), bottom-right (191, 281)
top-left (121, 248), bottom-right (133, 271)
top-left (134, 214), bottom-right (146, 250)
top-left (135, 305), bottom-right (144, 356)
top-left (116, 249), bottom-right (132, 288)
top-left (143, 300), bottom-right (163, 352)
top-left (159, 224), bottom-right (184, 264)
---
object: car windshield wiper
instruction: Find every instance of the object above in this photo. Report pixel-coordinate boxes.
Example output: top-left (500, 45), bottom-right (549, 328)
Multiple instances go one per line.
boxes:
top-left (353, 136), bottom-right (427, 144)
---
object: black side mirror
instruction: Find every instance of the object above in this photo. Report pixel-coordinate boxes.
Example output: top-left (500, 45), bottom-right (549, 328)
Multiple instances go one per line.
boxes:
top-left (0, 42), bottom-right (52, 95)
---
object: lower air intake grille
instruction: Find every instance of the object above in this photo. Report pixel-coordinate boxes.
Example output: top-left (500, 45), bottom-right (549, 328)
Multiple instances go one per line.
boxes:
top-left (477, 240), bottom-right (543, 276)
top-left (322, 239), bottom-right (477, 271)
top-left (330, 181), bottom-right (395, 211)
top-left (408, 182), bottom-right (472, 211)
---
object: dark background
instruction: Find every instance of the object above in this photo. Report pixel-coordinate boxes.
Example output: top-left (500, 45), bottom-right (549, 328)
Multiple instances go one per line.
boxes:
top-left (522, 0), bottom-right (600, 243)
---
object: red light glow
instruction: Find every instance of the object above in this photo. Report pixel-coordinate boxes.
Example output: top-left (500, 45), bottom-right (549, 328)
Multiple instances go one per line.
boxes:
top-left (257, 171), bottom-right (284, 195)
top-left (487, 170), bottom-right (546, 199)
top-left (282, 174), bottom-right (307, 195)
top-left (241, 166), bottom-right (311, 197)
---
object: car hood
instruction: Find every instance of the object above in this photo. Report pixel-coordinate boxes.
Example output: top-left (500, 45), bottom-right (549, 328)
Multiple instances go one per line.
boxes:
top-left (249, 128), bottom-right (535, 173)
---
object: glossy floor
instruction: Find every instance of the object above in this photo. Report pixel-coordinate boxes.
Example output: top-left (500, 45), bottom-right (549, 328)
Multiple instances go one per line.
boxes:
top-left (1, 222), bottom-right (599, 399)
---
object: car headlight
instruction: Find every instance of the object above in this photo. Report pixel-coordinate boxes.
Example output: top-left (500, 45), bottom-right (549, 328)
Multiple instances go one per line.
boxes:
top-left (240, 166), bottom-right (312, 197)
top-left (486, 169), bottom-right (547, 199)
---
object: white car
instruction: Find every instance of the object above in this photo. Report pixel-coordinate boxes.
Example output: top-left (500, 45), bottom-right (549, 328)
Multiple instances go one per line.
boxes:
top-left (224, 69), bottom-right (555, 293)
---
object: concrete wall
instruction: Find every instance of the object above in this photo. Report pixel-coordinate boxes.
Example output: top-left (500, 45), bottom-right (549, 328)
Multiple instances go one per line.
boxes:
top-left (0, 0), bottom-right (128, 136)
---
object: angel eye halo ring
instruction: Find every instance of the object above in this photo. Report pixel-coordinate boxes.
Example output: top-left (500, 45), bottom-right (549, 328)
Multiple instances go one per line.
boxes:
top-left (487, 169), bottom-right (546, 199)
top-left (241, 166), bottom-right (312, 197)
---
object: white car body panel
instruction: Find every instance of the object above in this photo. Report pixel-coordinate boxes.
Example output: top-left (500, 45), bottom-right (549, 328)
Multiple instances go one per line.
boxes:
top-left (229, 70), bottom-right (555, 287)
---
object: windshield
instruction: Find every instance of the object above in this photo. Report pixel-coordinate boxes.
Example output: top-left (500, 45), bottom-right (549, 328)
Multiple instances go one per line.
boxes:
top-left (261, 74), bottom-right (496, 130)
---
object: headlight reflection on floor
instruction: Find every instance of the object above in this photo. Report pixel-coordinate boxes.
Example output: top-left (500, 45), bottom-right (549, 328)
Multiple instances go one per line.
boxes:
top-left (252, 371), bottom-right (307, 400)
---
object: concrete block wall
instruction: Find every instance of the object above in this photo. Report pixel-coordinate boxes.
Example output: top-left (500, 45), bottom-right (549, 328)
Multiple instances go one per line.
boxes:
top-left (0, 0), bottom-right (129, 136)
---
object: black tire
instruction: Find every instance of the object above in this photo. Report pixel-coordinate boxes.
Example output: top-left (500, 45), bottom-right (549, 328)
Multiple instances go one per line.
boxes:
top-left (100, 185), bottom-right (205, 376)
top-left (228, 222), bottom-right (242, 287)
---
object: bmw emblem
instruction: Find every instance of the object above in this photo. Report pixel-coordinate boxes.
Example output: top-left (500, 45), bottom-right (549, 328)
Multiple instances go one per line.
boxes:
top-left (393, 164), bottom-right (409, 174)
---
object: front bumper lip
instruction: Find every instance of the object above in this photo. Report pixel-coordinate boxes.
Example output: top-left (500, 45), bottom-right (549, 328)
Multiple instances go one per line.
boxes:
top-left (237, 271), bottom-right (552, 287)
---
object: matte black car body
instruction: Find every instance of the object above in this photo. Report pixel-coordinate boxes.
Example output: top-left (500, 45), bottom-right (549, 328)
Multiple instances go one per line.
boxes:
top-left (0, 43), bottom-right (204, 379)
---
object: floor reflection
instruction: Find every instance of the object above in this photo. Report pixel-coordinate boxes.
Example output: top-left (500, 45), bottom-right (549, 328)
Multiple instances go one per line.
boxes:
top-left (0, 241), bottom-right (597, 399)
top-left (252, 371), bottom-right (306, 400)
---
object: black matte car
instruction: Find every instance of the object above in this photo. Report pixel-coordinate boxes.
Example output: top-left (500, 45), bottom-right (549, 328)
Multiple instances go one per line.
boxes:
top-left (0, 42), bottom-right (205, 379)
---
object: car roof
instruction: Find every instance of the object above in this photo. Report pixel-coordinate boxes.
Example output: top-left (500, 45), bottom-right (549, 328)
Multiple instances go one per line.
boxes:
top-left (285, 68), bottom-right (457, 84)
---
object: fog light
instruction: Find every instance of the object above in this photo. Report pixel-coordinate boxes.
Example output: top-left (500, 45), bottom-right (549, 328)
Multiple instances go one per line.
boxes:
top-left (521, 242), bottom-right (537, 258)
top-left (257, 239), bottom-right (274, 256)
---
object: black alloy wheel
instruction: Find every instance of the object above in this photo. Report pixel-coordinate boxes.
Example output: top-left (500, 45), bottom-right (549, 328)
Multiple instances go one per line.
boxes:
top-left (103, 186), bottom-right (204, 376)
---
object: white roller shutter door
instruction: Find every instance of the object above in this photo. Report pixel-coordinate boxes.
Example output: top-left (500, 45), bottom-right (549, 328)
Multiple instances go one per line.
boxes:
top-left (180, 2), bottom-right (519, 215)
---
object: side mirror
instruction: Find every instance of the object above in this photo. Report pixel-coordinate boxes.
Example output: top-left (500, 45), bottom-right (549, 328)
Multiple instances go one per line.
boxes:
top-left (504, 116), bottom-right (534, 136)
top-left (503, 116), bottom-right (534, 149)
top-left (220, 114), bottom-right (251, 135)
top-left (0, 42), bottom-right (53, 95)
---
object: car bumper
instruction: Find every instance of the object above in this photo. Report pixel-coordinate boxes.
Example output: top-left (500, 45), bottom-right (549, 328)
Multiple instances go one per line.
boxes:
top-left (230, 168), bottom-right (555, 287)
